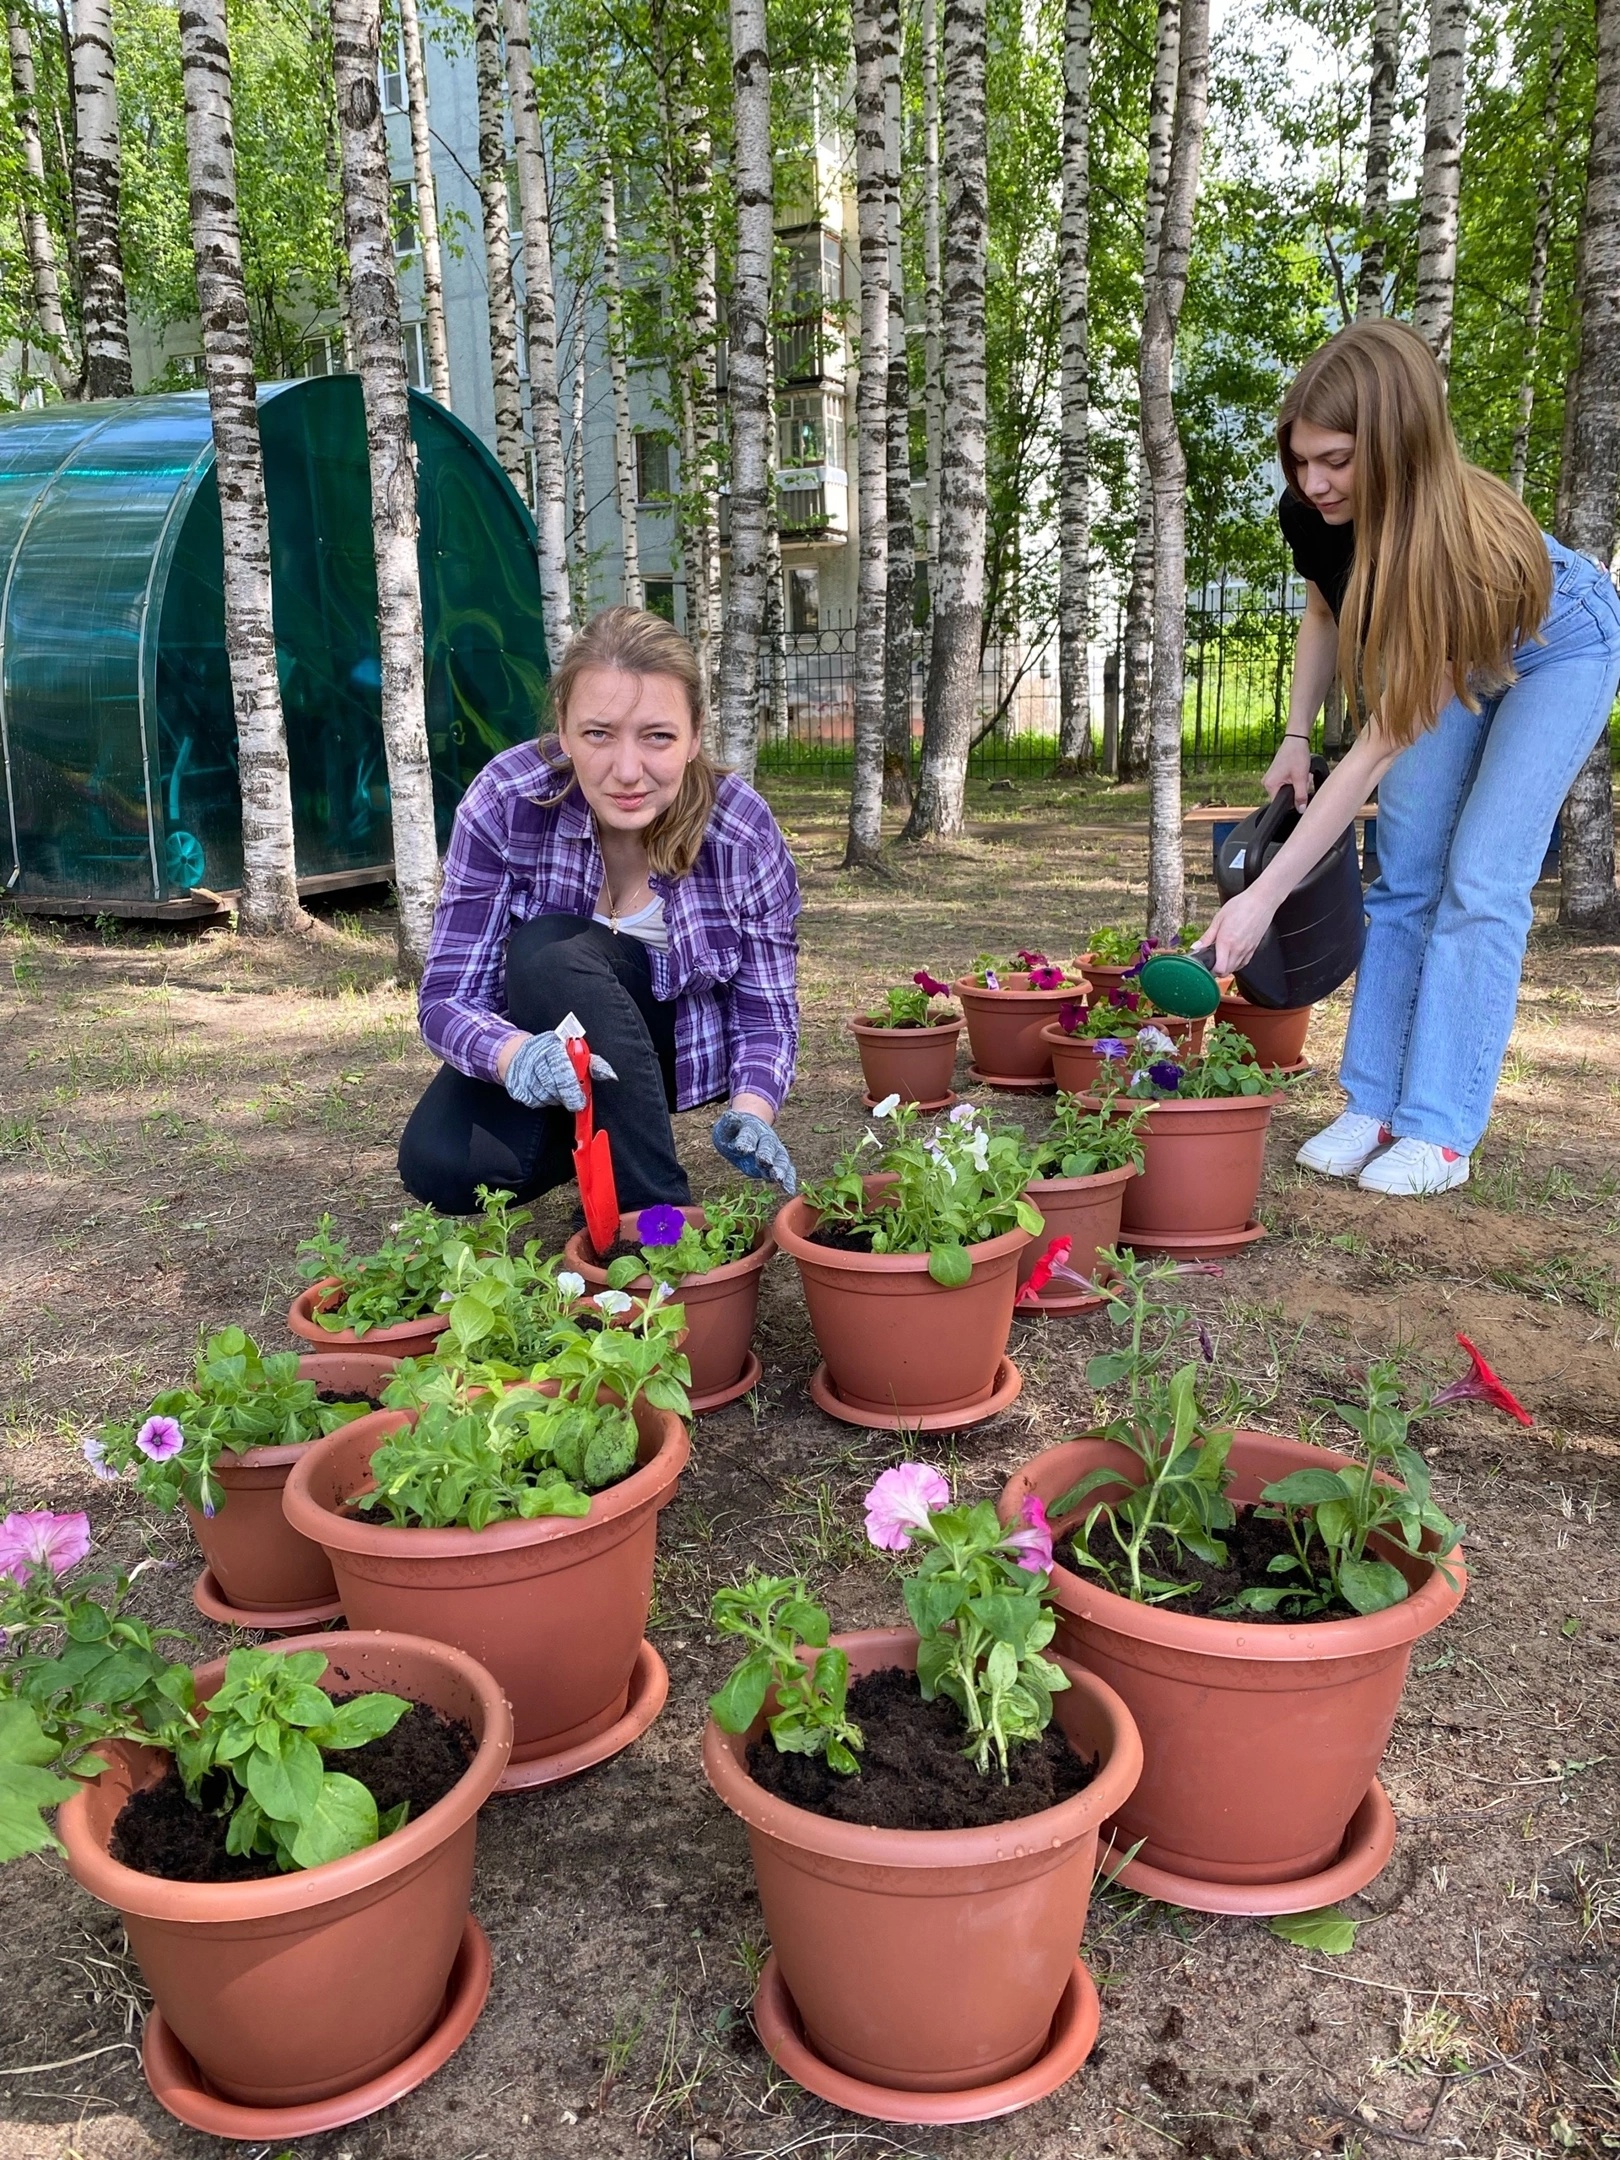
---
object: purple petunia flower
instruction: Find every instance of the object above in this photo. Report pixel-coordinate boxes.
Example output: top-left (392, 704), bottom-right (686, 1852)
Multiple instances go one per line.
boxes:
top-left (637, 1204), bottom-right (689, 1247)
top-left (1058, 1000), bottom-right (1087, 1036)
top-left (1095, 1038), bottom-right (1129, 1061)
top-left (82, 1434), bottom-right (118, 1483)
top-left (136, 1415), bottom-right (185, 1462)
top-left (1109, 987), bottom-right (1141, 1012)
top-left (1148, 1060), bottom-right (1184, 1091)
top-left (1198, 1323), bottom-right (1215, 1363)
top-left (913, 970), bottom-right (950, 997)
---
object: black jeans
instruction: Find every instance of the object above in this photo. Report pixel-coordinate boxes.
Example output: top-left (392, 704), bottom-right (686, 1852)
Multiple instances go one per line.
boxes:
top-left (398, 916), bottom-right (692, 1215)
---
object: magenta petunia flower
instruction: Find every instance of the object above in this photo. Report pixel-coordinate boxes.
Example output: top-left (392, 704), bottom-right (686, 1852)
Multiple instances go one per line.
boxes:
top-left (864, 1462), bottom-right (951, 1552)
top-left (637, 1204), bottom-right (689, 1247)
top-left (913, 970), bottom-right (950, 997)
top-left (0, 1509), bottom-right (91, 1583)
top-left (136, 1415), bottom-right (185, 1462)
top-left (1058, 999), bottom-right (1087, 1036)
top-left (1015, 950), bottom-right (1048, 971)
top-left (1029, 964), bottom-right (1065, 991)
top-left (1002, 1493), bottom-right (1054, 1575)
top-left (1109, 987), bottom-right (1141, 1012)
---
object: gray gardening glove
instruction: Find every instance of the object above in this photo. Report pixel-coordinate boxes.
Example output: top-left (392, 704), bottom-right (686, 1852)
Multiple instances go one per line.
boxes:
top-left (712, 1108), bottom-right (798, 1195)
top-left (504, 1032), bottom-right (614, 1112)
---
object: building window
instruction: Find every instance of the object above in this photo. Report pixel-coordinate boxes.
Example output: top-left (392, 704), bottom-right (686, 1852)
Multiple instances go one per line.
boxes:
top-left (299, 332), bottom-right (343, 379)
top-left (391, 180), bottom-right (418, 260)
top-left (644, 578), bottom-right (676, 623)
top-left (789, 566), bottom-right (820, 634)
top-left (401, 321), bottom-right (429, 391)
top-left (380, 26), bottom-right (407, 112)
top-left (783, 230), bottom-right (843, 313)
top-left (778, 392), bottom-right (845, 473)
top-left (169, 352), bottom-right (207, 385)
top-left (635, 433), bottom-right (671, 503)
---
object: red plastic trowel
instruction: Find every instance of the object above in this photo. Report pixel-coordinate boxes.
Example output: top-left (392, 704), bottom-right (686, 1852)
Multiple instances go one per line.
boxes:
top-left (564, 1033), bottom-right (622, 1256)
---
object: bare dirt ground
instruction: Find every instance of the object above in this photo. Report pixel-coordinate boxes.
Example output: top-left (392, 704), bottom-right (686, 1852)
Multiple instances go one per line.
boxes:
top-left (2, 770), bottom-right (1619, 2160)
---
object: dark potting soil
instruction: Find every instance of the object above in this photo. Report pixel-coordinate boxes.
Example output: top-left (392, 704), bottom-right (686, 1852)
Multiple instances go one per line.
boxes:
top-left (745, 1665), bottom-right (1097, 1829)
top-left (591, 1235), bottom-right (651, 1269)
top-left (315, 1388), bottom-right (384, 1407)
top-left (804, 1220), bottom-right (881, 1255)
top-left (1070, 1506), bottom-right (1358, 1623)
top-left (109, 1701), bottom-right (476, 1883)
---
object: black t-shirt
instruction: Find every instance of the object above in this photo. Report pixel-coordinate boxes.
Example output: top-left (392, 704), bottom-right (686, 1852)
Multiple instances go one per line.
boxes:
top-left (1278, 489), bottom-right (1355, 620)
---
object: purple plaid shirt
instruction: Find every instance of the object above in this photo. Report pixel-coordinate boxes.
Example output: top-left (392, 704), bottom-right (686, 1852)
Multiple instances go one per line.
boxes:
top-left (418, 741), bottom-right (801, 1112)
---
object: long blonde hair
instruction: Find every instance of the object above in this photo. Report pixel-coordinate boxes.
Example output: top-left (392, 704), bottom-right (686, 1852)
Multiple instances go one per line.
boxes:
top-left (1278, 320), bottom-right (1552, 747)
top-left (544, 606), bottom-right (720, 878)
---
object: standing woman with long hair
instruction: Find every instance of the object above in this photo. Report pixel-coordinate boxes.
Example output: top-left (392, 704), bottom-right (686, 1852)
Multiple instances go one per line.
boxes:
top-left (1204, 320), bottom-right (1620, 1198)
top-left (399, 606), bottom-right (800, 1215)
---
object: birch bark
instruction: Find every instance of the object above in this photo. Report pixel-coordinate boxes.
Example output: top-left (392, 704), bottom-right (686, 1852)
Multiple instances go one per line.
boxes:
top-left (901, 0), bottom-right (987, 842)
top-left (1057, 0), bottom-right (1091, 768)
top-left (505, 0), bottom-right (574, 654)
top-left (70, 0), bottom-right (132, 397)
top-left (1558, 0), bottom-right (1620, 938)
top-left (1508, 24), bottom-right (1565, 499)
top-left (718, 0), bottom-right (772, 779)
top-left (568, 292), bottom-right (589, 616)
top-left (1140, 0), bottom-right (1208, 944)
top-left (1354, 0), bottom-right (1399, 320)
top-left (882, 0), bottom-right (915, 807)
top-left (179, 0), bottom-right (307, 933)
top-left (472, 0), bottom-right (527, 490)
top-left (598, 165), bottom-right (643, 607)
top-left (330, 0), bottom-right (440, 975)
top-left (845, 0), bottom-right (893, 864)
top-left (7, 6), bottom-right (76, 392)
top-left (397, 0), bottom-right (450, 405)
top-left (920, 0), bottom-right (942, 597)
top-left (762, 321), bottom-right (791, 743)
top-left (1412, 0), bottom-right (1468, 375)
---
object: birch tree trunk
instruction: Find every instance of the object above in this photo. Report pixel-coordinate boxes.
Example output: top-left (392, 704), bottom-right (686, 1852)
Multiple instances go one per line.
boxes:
top-left (882, 0), bottom-right (915, 808)
top-left (598, 165), bottom-right (642, 607)
top-left (762, 324), bottom-right (791, 743)
top-left (568, 293), bottom-right (589, 616)
top-left (1412, 0), bottom-right (1468, 375)
top-left (717, 0), bottom-right (771, 779)
top-left (1558, 0), bottom-right (1620, 938)
top-left (1354, 0), bottom-right (1399, 320)
top-left (472, 0), bottom-right (526, 490)
top-left (920, 0), bottom-right (943, 600)
top-left (1057, 0), bottom-right (1091, 769)
top-left (901, 0), bottom-right (987, 842)
top-left (845, 0), bottom-right (893, 865)
top-left (70, 0), bottom-right (132, 397)
top-left (1140, 0), bottom-right (1208, 944)
top-left (397, 0), bottom-right (450, 404)
top-left (310, 0), bottom-right (356, 370)
top-left (178, 0), bottom-right (307, 933)
top-left (330, 0), bottom-right (440, 975)
top-left (8, 6), bottom-right (76, 392)
top-left (1119, 0), bottom-right (1179, 779)
top-left (505, 0), bottom-right (574, 655)
top-left (1509, 23), bottom-right (1566, 499)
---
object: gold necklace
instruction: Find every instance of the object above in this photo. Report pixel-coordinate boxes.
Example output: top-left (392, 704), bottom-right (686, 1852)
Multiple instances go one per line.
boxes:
top-left (602, 866), bottom-right (649, 932)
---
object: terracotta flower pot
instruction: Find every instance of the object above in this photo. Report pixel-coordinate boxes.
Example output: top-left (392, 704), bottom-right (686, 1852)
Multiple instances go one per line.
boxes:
top-left (1077, 956), bottom-right (1138, 1003)
top-left (704, 1627), bottom-right (1141, 2096)
top-left (57, 1630), bottom-right (512, 2115)
top-left (850, 1017), bottom-right (962, 1109)
top-left (999, 1433), bottom-right (1466, 1900)
top-left (187, 1353), bottom-right (400, 1614)
top-left (1016, 1166), bottom-right (1135, 1308)
top-left (772, 1179), bottom-right (1038, 1423)
top-left (283, 1396), bottom-right (689, 1779)
top-left (288, 1280), bottom-right (449, 1362)
top-left (564, 1208), bottom-right (772, 1411)
top-left (1217, 995), bottom-right (1312, 1070)
top-left (1041, 1015), bottom-right (1205, 1098)
top-left (952, 974), bottom-right (1076, 1082)
top-left (1077, 1089), bottom-right (1282, 1252)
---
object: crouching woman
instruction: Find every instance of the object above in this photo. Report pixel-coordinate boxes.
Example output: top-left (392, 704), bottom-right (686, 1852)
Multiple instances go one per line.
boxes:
top-left (399, 606), bottom-right (801, 1216)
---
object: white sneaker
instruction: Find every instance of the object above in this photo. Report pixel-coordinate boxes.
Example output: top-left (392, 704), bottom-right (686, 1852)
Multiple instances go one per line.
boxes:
top-left (1358, 1137), bottom-right (1470, 1196)
top-left (1296, 1111), bottom-right (1392, 1179)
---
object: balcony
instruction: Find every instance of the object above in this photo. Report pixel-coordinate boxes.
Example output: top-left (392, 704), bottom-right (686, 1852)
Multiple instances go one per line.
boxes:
top-left (717, 472), bottom-right (848, 549)
top-left (775, 315), bottom-right (846, 389)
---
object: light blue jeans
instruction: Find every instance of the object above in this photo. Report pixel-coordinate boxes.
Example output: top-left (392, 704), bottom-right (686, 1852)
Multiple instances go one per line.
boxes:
top-left (1340, 537), bottom-right (1620, 1154)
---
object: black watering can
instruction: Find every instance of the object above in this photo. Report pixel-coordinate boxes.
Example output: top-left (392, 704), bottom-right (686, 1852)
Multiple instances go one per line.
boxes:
top-left (1139, 758), bottom-right (1367, 1016)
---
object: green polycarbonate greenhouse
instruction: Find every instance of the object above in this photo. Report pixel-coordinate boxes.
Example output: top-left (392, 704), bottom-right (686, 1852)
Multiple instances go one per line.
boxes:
top-left (0, 377), bottom-right (547, 914)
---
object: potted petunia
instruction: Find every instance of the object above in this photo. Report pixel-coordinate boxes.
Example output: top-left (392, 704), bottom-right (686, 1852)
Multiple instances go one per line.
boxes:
top-left (772, 1098), bottom-right (1043, 1429)
top-left (701, 1465), bottom-right (1142, 2124)
top-left (0, 1512), bottom-right (511, 2136)
top-left (1078, 927), bottom-right (1199, 1005)
top-left (289, 1188), bottom-right (532, 1358)
top-left (1041, 989), bottom-right (1206, 1096)
top-left (563, 1190), bottom-right (776, 1412)
top-left (89, 1328), bottom-right (384, 1629)
top-left (1014, 1098), bottom-right (1147, 1314)
top-left (998, 1262), bottom-right (1519, 1917)
top-left (850, 971), bottom-right (962, 1110)
top-left (952, 950), bottom-right (1082, 1087)
top-left (283, 1301), bottom-right (693, 1790)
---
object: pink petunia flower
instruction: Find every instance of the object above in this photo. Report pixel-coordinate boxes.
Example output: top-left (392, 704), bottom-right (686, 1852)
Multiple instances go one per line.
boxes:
top-left (0, 1509), bottom-right (92, 1583)
top-left (1002, 1493), bottom-right (1054, 1574)
top-left (1058, 1000), bottom-right (1088, 1035)
top-left (136, 1416), bottom-right (185, 1462)
top-left (913, 970), bottom-right (950, 998)
top-left (1015, 950), bottom-right (1048, 971)
top-left (1029, 964), bottom-right (1065, 991)
top-left (1432, 1334), bottom-right (1532, 1427)
top-left (864, 1462), bottom-right (950, 1551)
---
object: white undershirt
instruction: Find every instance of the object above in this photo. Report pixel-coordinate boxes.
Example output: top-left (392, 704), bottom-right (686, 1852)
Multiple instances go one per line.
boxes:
top-left (591, 894), bottom-right (670, 950)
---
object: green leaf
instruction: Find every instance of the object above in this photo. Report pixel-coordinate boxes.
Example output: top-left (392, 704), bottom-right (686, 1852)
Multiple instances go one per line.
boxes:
top-left (708, 1653), bottom-right (772, 1734)
top-left (1261, 1469), bottom-right (1350, 1507)
top-left (780, 1600), bottom-right (830, 1647)
top-left (311, 1691), bottom-right (410, 1751)
top-left (0, 1702), bottom-right (77, 1861)
top-left (244, 1731), bottom-right (324, 1825)
top-left (1267, 1906), bottom-right (1361, 1954)
top-left (289, 1772), bottom-right (380, 1869)
top-left (1336, 1556), bottom-right (1410, 1615)
top-left (1085, 1350), bottom-right (1134, 1388)
top-left (927, 1244), bottom-right (973, 1288)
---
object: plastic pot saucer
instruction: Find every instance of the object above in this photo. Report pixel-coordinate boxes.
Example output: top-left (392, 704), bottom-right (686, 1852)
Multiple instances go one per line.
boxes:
top-left (689, 1348), bottom-right (764, 1416)
top-left (753, 1953), bottom-right (1100, 2125)
top-left (142, 1915), bottom-right (490, 2136)
top-left (191, 1566), bottom-right (344, 1634)
top-left (494, 1637), bottom-right (668, 1792)
top-left (808, 1356), bottom-right (1023, 1433)
top-left (1097, 1779), bottom-right (1396, 1916)
top-left (966, 1064), bottom-right (1055, 1093)
top-left (1121, 1219), bottom-right (1267, 1261)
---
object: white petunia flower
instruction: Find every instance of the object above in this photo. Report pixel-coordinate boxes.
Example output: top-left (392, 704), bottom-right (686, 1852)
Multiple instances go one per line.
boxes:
top-left (556, 1270), bottom-right (586, 1300)
top-left (969, 1129), bottom-right (991, 1172)
top-left (592, 1289), bottom-right (634, 1315)
top-left (1137, 1025), bottom-right (1175, 1055)
top-left (948, 1102), bottom-right (978, 1125)
top-left (872, 1092), bottom-right (901, 1118)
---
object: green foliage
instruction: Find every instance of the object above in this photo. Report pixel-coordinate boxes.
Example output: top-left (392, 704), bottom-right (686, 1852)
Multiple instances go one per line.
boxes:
top-left (173, 1648), bottom-right (410, 1873)
top-left (966, 950), bottom-right (1079, 988)
top-left (1267, 1905), bottom-right (1361, 1954)
top-left (800, 1099), bottom-right (1042, 1286)
top-left (94, 1328), bottom-right (370, 1518)
top-left (862, 983), bottom-right (954, 1029)
top-left (298, 1189), bottom-right (530, 1337)
top-left (0, 1701), bottom-right (81, 1861)
top-left (604, 1188), bottom-right (775, 1289)
top-left (1104, 1019), bottom-right (1277, 1101)
top-left (708, 1576), bottom-right (862, 1774)
top-left (1083, 927), bottom-right (1149, 966)
top-left (427, 1236), bottom-right (595, 1372)
top-left (1033, 1096), bottom-right (1148, 1181)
